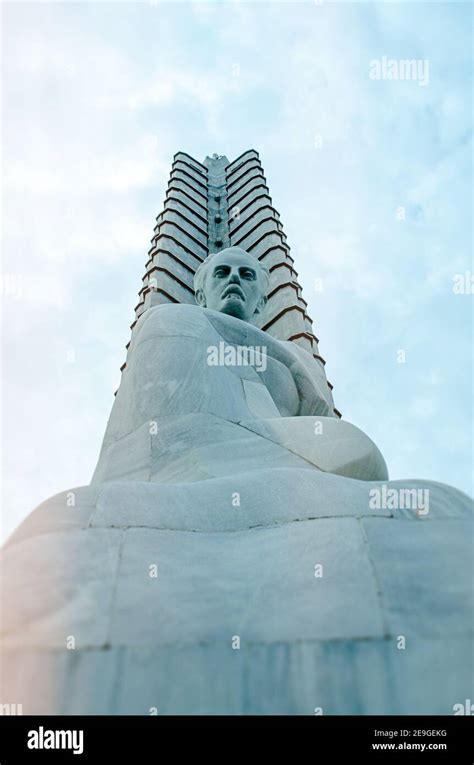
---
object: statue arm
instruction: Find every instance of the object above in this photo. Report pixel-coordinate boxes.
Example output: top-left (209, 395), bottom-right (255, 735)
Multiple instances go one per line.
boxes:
top-left (278, 341), bottom-right (335, 417)
top-left (287, 357), bottom-right (334, 417)
top-left (203, 308), bottom-right (336, 417)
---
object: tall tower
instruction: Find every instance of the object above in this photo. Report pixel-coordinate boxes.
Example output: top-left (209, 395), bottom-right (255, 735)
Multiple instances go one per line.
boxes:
top-left (124, 150), bottom-right (339, 417)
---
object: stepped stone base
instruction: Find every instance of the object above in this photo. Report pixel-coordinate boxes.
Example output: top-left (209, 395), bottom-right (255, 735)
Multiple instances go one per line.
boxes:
top-left (1, 471), bottom-right (472, 715)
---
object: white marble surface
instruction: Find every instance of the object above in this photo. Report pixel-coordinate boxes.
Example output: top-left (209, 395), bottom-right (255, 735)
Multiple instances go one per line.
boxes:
top-left (1, 304), bottom-right (472, 715)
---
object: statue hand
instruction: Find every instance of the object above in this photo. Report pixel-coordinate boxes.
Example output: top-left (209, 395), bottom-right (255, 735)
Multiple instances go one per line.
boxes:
top-left (289, 360), bottom-right (332, 417)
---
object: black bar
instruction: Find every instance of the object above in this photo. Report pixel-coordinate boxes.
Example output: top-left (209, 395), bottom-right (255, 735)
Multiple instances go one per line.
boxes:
top-left (0, 715), bottom-right (472, 762)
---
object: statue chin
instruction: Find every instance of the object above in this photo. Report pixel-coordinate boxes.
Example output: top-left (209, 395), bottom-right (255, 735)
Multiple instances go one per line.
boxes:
top-left (212, 296), bottom-right (252, 322)
top-left (218, 303), bottom-right (249, 321)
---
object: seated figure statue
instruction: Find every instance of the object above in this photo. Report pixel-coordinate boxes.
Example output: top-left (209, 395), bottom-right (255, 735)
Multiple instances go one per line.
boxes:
top-left (0, 247), bottom-right (472, 716)
top-left (92, 246), bottom-right (389, 485)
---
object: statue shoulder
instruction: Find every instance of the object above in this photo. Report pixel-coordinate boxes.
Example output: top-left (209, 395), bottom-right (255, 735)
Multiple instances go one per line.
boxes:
top-left (133, 303), bottom-right (213, 342)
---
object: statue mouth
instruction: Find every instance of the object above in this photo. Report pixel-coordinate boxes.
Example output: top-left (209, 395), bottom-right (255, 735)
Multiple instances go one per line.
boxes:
top-left (222, 286), bottom-right (245, 300)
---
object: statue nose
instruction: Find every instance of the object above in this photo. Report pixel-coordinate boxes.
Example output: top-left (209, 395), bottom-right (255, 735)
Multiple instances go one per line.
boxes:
top-left (228, 272), bottom-right (241, 283)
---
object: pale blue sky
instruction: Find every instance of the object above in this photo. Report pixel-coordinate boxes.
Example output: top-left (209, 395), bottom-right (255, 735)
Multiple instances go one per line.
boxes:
top-left (1, 1), bottom-right (472, 541)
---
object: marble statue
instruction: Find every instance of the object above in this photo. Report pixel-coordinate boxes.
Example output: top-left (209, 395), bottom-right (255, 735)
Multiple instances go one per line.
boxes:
top-left (91, 246), bottom-right (389, 485)
top-left (1, 181), bottom-right (472, 717)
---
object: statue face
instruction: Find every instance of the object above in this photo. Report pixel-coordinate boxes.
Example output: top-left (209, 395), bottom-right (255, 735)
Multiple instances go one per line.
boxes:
top-left (196, 248), bottom-right (267, 323)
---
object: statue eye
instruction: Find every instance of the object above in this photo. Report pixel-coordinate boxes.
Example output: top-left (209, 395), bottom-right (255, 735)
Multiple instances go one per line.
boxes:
top-left (241, 269), bottom-right (255, 279)
top-left (214, 267), bottom-right (230, 278)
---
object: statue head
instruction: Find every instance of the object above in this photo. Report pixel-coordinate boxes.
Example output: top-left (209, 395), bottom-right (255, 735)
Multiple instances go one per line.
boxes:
top-left (194, 247), bottom-right (270, 323)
